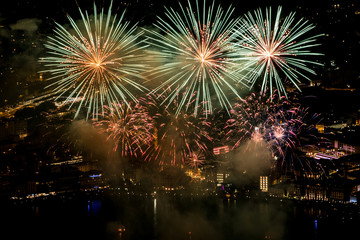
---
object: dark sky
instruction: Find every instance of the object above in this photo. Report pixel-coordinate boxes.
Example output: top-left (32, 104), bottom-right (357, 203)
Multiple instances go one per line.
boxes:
top-left (0, 0), bottom-right (357, 37)
top-left (0, 0), bottom-right (339, 27)
top-left (0, 1), bottom-right (358, 46)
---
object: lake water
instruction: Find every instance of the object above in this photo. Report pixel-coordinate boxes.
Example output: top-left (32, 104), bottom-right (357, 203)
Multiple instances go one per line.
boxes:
top-left (1, 193), bottom-right (359, 240)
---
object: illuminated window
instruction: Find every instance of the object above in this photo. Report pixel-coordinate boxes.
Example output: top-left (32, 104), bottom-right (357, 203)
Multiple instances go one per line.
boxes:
top-left (260, 176), bottom-right (268, 192)
top-left (217, 173), bottom-right (224, 183)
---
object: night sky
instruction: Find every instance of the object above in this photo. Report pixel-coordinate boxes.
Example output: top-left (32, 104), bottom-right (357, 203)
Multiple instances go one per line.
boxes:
top-left (0, 0), bottom-right (357, 30)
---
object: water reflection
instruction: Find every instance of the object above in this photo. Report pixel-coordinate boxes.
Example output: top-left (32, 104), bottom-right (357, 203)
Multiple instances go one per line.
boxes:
top-left (154, 198), bottom-right (157, 227)
top-left (2, 196), bottom-right (360, 240)
top-left (87, 199), bottom-right (101, 217)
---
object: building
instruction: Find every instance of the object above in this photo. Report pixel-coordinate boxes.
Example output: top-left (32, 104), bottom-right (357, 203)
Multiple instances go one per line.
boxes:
top-left (260, 176), bottom-right (268, 192)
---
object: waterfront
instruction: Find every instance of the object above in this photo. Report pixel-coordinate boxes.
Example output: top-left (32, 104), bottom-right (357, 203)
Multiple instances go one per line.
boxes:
top-left (2, 193), bottom-right (359, 240)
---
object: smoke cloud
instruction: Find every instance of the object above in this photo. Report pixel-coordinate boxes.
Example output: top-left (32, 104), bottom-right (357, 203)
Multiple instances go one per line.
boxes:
top-left (10, 18), bottom-right (42, 33)
top-left (226, 139), bottom-right (272, 186)
top-left (68, 120), bottom-right (126, 174)
top-left (233, 139), bottom-right (271, 174)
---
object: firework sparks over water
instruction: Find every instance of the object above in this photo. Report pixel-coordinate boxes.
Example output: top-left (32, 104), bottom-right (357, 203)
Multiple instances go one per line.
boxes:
top-left (146, 0), bottom-right (244, 117)
top-left (94, 102), bottom-right (154, 158)
top-left (40, 2), bottom-right (147, 119)
top-left (236, 6), bottom-right (323, 97)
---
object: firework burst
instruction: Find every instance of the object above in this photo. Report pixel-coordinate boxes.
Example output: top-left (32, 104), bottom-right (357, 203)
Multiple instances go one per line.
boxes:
top-left (226, 92), bottom-right (277, 150)
top-left (94, 102), bottom-right (154, 158)
top-left (226, 92), bottom-right (310, 162)
top-left (236, 6), bottom-right (323, 97)
top-left (186, 151), bottom-right (206, 169)
top-left (268, 106), bottom-right (306, 158)
top-left (40, 2), bottom-right (147, 119)
top-left (146, 0), bottom-right (244, 117)
top-left (142, 92), bottom-right (212, 166)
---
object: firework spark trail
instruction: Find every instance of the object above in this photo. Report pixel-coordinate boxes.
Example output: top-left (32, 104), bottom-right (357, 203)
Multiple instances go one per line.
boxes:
top-left (267, 106), bottom-right (307, 158)
top-left (186, 151), bottom-right (206, 169)
top-left (226, 92), bottom-right (311, 166)
top-left (146, 0), bottom-right (244, 117)
top-left (142, 92), bottom-right (212, 166)
top-left (226, 92), bottom-right (276, 150)
top-left (40, 1), bottom-right (147, 119)
top-left (236, 6), bottom-right (323, 97)
top-left (93, 102), bottom-right (154, 158)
